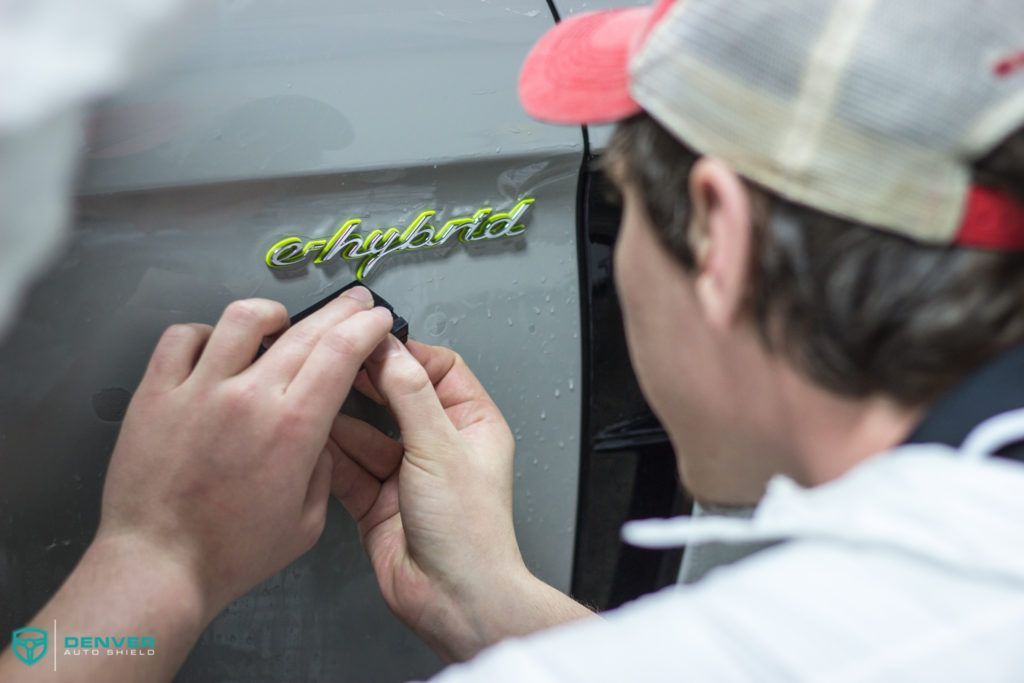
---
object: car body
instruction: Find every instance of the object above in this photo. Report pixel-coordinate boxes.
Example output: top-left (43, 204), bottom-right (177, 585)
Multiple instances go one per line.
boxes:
top-left (0, 1), bottom-right (674, 681)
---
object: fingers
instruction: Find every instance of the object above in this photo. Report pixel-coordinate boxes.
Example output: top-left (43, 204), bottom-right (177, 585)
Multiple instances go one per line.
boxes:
top-left (328, 439), bottom-right (383, 523)
top-left (330, 414), bottom-right (403, 480)
top-left (406, 339), bottom-right (458, 384)
top-left (301, 449), bottom-right (334, 543)
top-left (408, 341), bottom-right (494, 410)
top-left (193, 299), bottom-right (289, 380)
top-left (363, 336), bottom-right (461, 471)
top-left (255, 286), bottom-right (376, 384)
top-left (353, 369), bottom-right (386, 405)
top-left (405, 340), bottom-right (505, 433)
top-left (285, 308), bottom-right (393, 418)
top-left (142, 323), bottom-right (214, 391)
top-left (355, 340), bottom-right (483, 412)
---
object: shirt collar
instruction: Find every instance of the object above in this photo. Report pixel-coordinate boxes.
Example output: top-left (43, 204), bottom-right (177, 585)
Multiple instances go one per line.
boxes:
top-left (623, 444), bottom-right (1024, 583)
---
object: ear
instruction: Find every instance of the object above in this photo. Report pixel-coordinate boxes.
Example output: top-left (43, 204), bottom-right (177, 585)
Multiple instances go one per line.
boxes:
top-left (687, 157), bottom-right (754, 331)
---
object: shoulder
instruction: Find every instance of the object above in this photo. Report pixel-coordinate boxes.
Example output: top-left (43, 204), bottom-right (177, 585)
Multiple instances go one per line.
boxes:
top-left (432, 538), bottom-right (1024, 682)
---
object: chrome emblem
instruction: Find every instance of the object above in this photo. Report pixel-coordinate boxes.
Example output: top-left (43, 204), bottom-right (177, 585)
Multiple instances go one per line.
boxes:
top-left (266, 198), bottom-right (535, 280)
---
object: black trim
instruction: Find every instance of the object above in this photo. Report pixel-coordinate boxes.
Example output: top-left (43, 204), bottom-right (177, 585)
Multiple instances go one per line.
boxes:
top-left (544, 0), bottom-right (562, 22)
top-left (569, 146), bottom-right (684, 611)
top-left (570, 125), bottom-right (596, 604)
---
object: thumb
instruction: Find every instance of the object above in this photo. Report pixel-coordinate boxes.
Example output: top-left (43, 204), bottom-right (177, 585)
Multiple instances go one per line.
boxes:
top-left (365, 336), bottom-right (461, 473)
top-left (300, 449), bottom-right (333, 548)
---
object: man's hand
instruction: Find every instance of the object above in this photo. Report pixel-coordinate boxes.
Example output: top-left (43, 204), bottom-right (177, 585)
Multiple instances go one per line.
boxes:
top-left (100, 287), bottom-right (394, 616)
top-left (331, 338), bottom-right (592, 661)
top-left (0, 287), bottom-right (393, 683)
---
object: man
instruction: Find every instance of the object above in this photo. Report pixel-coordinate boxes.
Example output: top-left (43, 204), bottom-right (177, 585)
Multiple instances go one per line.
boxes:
top-left (4, 0), bottom-right (1024, 680)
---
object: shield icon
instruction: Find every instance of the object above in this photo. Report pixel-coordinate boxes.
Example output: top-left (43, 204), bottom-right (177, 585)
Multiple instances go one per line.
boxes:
top-left (12, 627), bottom-right (48, 666)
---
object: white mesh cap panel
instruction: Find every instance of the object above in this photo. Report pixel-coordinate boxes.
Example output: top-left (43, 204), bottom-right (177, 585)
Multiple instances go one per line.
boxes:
top-left (629, 0), bottom-right (1024, 243)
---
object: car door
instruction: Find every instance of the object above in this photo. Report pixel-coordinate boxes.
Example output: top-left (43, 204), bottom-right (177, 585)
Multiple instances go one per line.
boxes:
top-left (0, 2), bottom-right (583, 680)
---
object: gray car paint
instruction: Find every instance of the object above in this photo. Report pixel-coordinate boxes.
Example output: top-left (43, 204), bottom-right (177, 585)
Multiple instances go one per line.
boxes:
top-left (0, 2), bottom-right (583, 681)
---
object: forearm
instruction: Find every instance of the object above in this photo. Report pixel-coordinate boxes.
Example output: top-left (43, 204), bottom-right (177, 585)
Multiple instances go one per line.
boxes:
top-left (434, 566), bottom-right (596, 662)
top-left (0, 534), bottom-right (209, 682)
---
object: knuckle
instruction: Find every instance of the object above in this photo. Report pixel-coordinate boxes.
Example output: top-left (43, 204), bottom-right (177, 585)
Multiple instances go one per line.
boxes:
top-left (450, 350), bottom-right (467, 370)
top-left (265, 300), bottom-right (288, 322)
top-left (223, 299), bottom-right (281, 328)
top-left (285, 325), bottom-right (320, 352)
top-left (272, 407), bottom-right (313, 441)
top-left (160, 323), bottom-right (201, 346)
top-left (220, 379), bottom-right (260, 415)
top-left (144, 325), bottom-right (209, 386)
top-left (392, 359), bottom-right (432, 395)
top-left (223, 299), bottom-right (262, 326)
top-left (323, 326), bottom-right (362, 358)
top-left (332, 288), bottom-right (372, 312)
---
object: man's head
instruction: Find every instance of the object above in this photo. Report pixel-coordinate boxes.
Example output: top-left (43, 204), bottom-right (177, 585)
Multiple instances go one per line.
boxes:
top-left (520, 0), bottom-right (1024, 502)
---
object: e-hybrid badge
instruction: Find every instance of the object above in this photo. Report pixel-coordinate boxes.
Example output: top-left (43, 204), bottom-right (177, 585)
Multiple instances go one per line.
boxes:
top-left (265, 198), bottom-right (535, 279)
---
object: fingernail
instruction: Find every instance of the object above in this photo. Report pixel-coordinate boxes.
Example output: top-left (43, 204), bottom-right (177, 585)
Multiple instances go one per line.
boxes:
top-left (370, 335), bottom-right (403, 362)
top-left (342, 286), bottom-right (373, 307)
top-left (369, 305), bottom-right (393, 325)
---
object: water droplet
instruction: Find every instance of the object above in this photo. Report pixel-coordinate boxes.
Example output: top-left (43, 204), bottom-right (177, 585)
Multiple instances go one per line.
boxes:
top-left (425, 311), bottom-right (448, 337)
top-left (558, 440), bottom-right (565, 449)
top-left (568, 379), bottom-right (575, 391)
top-left (540, 411), bottom-right (547, 420)
top-left (544, 294), bottom-right (551, 302)
top-left (507, 317), bottom-right (514, 326)
top-left (528, 323), bottom-right (536, 334)
top-left (554, 388), bottom-right (561, 398)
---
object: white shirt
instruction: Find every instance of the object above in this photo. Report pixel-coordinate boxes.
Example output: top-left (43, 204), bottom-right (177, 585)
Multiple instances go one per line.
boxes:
top-left (433, 410), bottom-right (1024, 682)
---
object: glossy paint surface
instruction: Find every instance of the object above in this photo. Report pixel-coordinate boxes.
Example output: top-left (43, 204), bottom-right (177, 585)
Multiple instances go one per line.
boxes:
top-left (0, 2), bottom-right (583, 681)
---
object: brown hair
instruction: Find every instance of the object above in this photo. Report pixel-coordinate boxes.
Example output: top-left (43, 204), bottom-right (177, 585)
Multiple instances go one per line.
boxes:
top-left (606, 113), bottom-right (1024, 405)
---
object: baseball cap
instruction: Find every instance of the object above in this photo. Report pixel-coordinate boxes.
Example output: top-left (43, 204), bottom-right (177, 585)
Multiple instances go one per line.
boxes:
top-left (519, 0), bottom-right (1024, 249)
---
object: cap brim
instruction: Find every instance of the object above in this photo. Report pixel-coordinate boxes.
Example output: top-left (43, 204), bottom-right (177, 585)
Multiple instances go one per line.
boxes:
top-left (519, 8), bottom-right (650, 125)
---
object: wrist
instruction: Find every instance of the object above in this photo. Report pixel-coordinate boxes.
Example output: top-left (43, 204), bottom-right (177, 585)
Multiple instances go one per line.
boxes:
top-left (86, 532), bottom-right (212, 632)
top-left (437, 561), bottom-right (594, 661)
top-left (0, 532), bottom-right (214, 681)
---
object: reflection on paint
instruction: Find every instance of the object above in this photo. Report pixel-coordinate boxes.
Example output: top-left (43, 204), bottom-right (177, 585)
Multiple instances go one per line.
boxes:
top-left (265, 198), bottom-right (535, 279)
